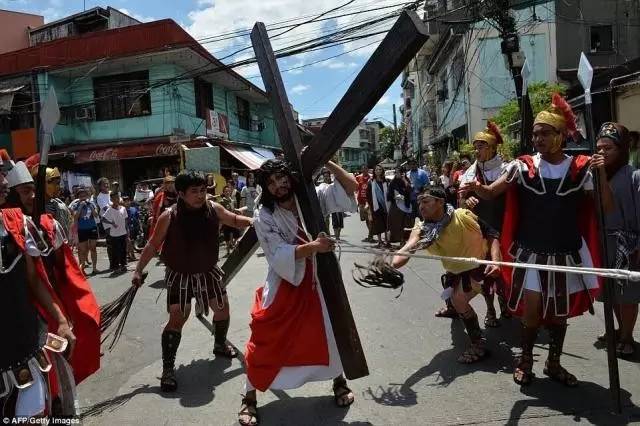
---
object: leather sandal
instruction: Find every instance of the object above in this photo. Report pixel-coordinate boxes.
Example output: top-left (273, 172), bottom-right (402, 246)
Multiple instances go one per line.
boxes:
top-left (543, 361), bottom-right (578, 387)
top-left (513, 354), bottom-right (534, 386)
top-left (160, 368), bottom-right (178, 392)
top-left (332, 378), bottom-right (354, 408)
top-left (238, 397), bottom-right (259, 426)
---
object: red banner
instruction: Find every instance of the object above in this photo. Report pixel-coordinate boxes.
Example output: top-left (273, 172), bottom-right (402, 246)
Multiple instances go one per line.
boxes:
top-left (73, 140), bottom-right (206, 164)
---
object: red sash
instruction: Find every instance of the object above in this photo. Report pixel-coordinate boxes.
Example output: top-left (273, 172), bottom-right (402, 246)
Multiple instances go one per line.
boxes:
top-left (39, 214), bottom-right (101, 384)
top-left (244, 257), bottom-right (329, 392)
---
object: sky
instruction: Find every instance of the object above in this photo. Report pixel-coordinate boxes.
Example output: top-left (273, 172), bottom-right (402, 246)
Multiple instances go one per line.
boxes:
top-left (2, 0), bottom-right (405, 125)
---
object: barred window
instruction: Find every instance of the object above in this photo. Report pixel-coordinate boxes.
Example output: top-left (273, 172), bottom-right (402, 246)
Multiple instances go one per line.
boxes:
top-left (93, 71), bottom-right (151, 121)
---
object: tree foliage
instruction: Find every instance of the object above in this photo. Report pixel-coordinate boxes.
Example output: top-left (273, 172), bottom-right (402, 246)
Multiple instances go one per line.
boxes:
top-left (492, 81), bottom-right (567, 130)
top-left (378, 125), bottom-right (404, 161)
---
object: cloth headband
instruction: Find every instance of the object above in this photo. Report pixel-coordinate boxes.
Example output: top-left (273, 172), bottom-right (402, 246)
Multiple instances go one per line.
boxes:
top-left (597, 122), bottom-right (622, 145)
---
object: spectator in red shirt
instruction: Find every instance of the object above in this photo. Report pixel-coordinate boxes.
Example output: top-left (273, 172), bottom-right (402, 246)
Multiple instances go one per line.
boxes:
top-left (355, 164), bottom-right (374, 242)
top-left (451, 155), bottom-right (472, 185)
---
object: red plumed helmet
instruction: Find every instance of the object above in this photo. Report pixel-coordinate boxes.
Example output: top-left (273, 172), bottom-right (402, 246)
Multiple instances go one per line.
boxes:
top-left (551, 92), bottom-right (577, 139)
top-left (486, 121), bottom-right (504, 145)
top-left (24, 154), bottom-right (40, 171)
top-left (0, 149), bottom-right (10, 163)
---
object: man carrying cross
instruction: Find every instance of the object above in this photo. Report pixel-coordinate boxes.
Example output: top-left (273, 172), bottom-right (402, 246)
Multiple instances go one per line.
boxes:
top-left (238, 159), bottom-right (358, 426)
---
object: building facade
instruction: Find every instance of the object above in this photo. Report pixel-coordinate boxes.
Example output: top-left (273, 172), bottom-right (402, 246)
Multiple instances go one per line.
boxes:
top-left (301, 118), bottom-right (383, 172)
top-left (403, 0), bottom-right (640, 165)
top-left (0, 11), bottom-right (282, 192)
top-left (0, 9), bottom-right (43, 55)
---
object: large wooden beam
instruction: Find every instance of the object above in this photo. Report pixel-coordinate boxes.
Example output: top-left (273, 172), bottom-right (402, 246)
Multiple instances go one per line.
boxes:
top-left (301, 10), bottom-right (429, 178)
top-left (250, 22), bottom-right (369, 380)
top-left (221, 228), bottom-right (259, 286)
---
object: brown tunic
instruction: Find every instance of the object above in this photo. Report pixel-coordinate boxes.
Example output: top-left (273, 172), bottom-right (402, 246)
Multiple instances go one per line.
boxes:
top-left (161, 201), bottom-right (220, 274)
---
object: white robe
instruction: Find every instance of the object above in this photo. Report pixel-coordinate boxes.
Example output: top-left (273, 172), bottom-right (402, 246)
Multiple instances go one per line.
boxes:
top-left (245, 181), bottom-right (356, 391)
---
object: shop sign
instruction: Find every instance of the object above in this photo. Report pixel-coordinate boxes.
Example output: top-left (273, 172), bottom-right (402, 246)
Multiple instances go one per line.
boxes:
top-left (74, 140), bottom-right (204, 164)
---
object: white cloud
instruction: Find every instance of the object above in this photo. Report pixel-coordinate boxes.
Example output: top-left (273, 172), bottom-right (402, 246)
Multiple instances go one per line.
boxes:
top-left (377, 95), bottom-right (390, 106)
top-left (117, 8), bottom-right (157, 23)
top-left (186, 0), bottom-right (350, 55)
top-left (291, 84), bottom-right (311, 95)
top-left (313, 58), bottom-right (358, 70)
top-left (41, 7), bottom-right (63, 23)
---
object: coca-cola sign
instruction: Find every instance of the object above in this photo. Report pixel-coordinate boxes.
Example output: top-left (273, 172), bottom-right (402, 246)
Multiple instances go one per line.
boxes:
top-left (88, 148), bottom-right (118, 162)
top-left (155, 144), bottom-right (180, 157)
top-left (73, 140), bottom-right (207, 164)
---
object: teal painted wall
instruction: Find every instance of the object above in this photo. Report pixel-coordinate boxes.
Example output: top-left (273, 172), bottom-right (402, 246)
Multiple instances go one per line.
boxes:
top-left (40, 62), bottom-right (279, 149)
top-left (475, 2), bottom-right (554, 110)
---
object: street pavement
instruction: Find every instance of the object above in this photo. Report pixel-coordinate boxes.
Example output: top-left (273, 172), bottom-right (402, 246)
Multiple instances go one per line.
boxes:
top-left (79, 214), bottom-right (640, 425)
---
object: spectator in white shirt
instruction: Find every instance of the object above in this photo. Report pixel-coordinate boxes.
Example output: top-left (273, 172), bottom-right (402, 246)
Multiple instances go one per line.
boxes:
top-left (101, 192), bottom-right (129, 272)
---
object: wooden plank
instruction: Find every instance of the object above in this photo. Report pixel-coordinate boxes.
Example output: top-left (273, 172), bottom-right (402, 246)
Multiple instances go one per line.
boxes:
top-left (221, 227), bottom-right (259, 286)
top-left (301, 10), bottom-right (430, 178)
top-left (250, 21), bottom-right (369, 380)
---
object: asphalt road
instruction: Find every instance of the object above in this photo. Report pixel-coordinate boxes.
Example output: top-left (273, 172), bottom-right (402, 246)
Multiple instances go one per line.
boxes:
top-left (79, 214), bottom-right (640, 425)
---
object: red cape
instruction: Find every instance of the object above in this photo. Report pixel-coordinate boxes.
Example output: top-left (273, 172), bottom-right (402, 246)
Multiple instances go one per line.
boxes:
top-left (39, 214), bottom-right (101, 384)
top-left (244, 258), bottom-right (329, 392)
top-left (499, 155), bottom-right (602, 319)
top-left (3, 209), bottom-right (100, 384)
top-left (149, 191), bottom-right (165, 237)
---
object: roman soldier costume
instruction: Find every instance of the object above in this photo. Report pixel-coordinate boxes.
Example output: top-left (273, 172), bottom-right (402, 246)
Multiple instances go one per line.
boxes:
top-left (0, 153), bottom-right (76, 418)
top-left (460, 121), bottom-right (510, 325)
top-left (499, 93), bottom-right (602, 386)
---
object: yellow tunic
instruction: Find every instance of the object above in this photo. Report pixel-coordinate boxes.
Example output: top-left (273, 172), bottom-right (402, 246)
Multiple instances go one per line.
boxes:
top-left (425, 208), bottom-right (488, 274)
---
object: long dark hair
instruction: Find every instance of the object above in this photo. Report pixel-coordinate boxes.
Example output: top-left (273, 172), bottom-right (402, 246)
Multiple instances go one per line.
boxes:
top-left (256, 159), bottom-right (297, 212)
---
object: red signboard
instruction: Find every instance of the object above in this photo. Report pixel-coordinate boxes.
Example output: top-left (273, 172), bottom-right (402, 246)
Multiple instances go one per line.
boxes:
top-left (73, 140), bottom-right (206, 164)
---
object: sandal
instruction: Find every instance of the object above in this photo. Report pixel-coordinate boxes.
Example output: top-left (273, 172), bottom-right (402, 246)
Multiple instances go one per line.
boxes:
top-left (513, 354), bottom-right (534, 386)
top-left (616, 341), bottom-right (635, 359)
top-left (597, 329), bottom-right (620, 343)
top-left (160, 368), bottom-right (178, 392)
top-left (332, 378), bottom-right (354, 408)
top-left (457, 341), bottom-right (489, 364)
top-left (543, 361), bottom-right (578, 387)
top-left (238, 397), bottom-right (259, 426)
top-left (213, 342), bottom-right (238, 358)
top-left (484, 310), bottom-right (500, 328)
top-left (435, 305), bottom-right (458, 318)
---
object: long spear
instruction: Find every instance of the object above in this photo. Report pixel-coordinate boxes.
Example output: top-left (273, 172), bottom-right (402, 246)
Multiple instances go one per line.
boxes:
top-left (32, 86), bottom-right (60, 224)
top-left (578, 52), bottom-right (622, 413)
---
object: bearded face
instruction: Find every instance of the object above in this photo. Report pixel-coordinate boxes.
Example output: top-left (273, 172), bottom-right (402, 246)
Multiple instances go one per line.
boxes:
top-left (266, 172), bottom-right (294, 203)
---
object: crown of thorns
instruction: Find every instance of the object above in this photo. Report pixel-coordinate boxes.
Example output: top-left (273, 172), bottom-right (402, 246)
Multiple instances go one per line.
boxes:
top-left (257, 159), bottom-right (298, 187)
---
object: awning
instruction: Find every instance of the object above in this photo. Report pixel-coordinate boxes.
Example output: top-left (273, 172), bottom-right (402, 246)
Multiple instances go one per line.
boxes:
top-left (220, 144), bottom-right (267, 169)
top-left (251, 146), bottom-right (275, 160)
top-left (0, 85), bottom-right (24, 114)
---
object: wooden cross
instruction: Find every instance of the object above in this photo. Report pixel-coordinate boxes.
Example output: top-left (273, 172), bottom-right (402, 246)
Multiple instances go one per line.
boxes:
top-left (222, 11), bottom-right (429, 380)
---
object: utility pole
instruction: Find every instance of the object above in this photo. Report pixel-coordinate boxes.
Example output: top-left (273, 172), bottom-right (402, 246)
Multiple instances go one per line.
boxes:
top-left (392, 103), bottom-right (401, 165)
top-left (484, 0), bottom-right (534, 154)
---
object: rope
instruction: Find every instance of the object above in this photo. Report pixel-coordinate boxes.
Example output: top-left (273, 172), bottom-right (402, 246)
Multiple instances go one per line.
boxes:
top-left (269, 206), bottom-right (640, 282)
top-left (335, 242), bottom-right (640, 282)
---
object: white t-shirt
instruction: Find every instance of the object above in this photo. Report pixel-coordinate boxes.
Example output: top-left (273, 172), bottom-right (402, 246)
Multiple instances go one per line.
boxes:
top-left (134, 189), bottom-right (154, 203)
top-left (95, 192), bottom-right (111, 212)
top-left (102, 206), bottom-right (128, 237)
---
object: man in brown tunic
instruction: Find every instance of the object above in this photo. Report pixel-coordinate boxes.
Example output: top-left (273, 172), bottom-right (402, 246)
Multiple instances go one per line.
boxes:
top-left (132, 171), bottom-right (253, 392)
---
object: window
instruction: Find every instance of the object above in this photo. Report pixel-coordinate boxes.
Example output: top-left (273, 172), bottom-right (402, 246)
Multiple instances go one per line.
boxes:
top-left (437, 72), bottom-right (448, 102)
top-left (236, 96), bottom-right (250, 130)
top-left (451, 54), bottom-right (464, 89)
top-left (194, 78), bottom-right (213, 120)
top-left (93, 71), bottom-right (151, 121)
top-left (590, 25), bottom-right (613, 53)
